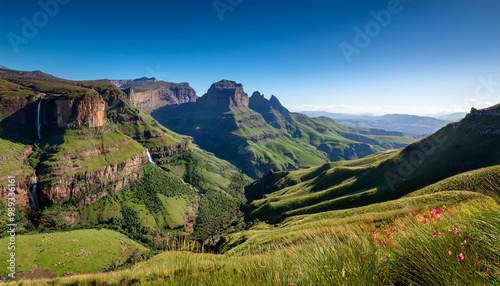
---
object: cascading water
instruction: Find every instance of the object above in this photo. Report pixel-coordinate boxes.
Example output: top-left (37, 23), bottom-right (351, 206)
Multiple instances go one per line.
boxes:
top-left (31, 174), bottom-right (39, 209)
top-left (146, 149), bottom-right (157, 166)
top-left (37, 100), bottom-right (42, 140)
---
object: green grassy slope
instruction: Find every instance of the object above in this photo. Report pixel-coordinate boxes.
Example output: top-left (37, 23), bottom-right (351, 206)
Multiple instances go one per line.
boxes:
top-left (7, 200), bottom-right (499, 285)
top-left (247, 108), bottom-right (500, 223)
top-left (153, 96), bottom-right (420, 178)
top-left (0, 229), bottom-right (148, 277)
top-left (77, 164), bottom-right (197, 230)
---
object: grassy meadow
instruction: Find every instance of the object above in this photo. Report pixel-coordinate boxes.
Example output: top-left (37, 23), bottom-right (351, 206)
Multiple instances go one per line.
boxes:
top-left (3, 199), bottom-right (498, 285)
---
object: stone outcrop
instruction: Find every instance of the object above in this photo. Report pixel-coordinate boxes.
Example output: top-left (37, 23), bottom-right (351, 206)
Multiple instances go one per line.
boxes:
top-left (149, 140), bottom-right (190, 159)
top-left (126, 83), bottom-right (197, 113)
top-left (249, 91), bottom-right (291, 129)
top-left (197, 80), bottom-right (249, 107)
top-left (469, 106), bottom-right (500, 117)
top-left (40, 149), bottom-right (148, 205)
top-left (48, 98), bottom-right (106, 128)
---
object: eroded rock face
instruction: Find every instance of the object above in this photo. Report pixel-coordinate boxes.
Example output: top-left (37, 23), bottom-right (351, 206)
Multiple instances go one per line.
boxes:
top-left (40, 149), bottom-right (148, 205)
top-left (126, 83), bottom-right (197, 113)
top-left (469, 106), bottom-right (500, 117)
top-left (48, 98), bottom-right (106, 128)
top-left (197, 80), bottom-right (249, 107)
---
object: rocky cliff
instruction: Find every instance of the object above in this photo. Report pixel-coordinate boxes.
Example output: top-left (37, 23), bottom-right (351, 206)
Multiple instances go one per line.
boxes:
top-left (40, 149), bottom-right (148, 206)
top-left (249, 91), bottom-right (291, 129)
top-left (469, 105), bottom-right (500, 117)
top-left (125, 82), bottom-right (197, 113)
top-left (48, 97), bottom-right (106, 128)
top-left (197, 80), bottom-right (249, 108)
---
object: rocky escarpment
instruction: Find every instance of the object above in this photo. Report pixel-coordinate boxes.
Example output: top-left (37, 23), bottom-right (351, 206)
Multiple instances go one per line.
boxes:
top-left (40, 149), bottom-right (148, 206)
top-left (149, 140), bottom-right (190, 164)
top-left (453, 105), bottom-right (500, 135)
top-left (197, 80), bottom-right (249, 107)
top-left (0, 96), bottom-right (106, 139)
top-left (469, 105), bottom-right (500, 117)
top-left (125, 82), bottom-right (197, 113)
top-left (109, 77), bottom-right (157, 88)
top-left (249, 91), bottom-right (291, 129)
top-left (43, 97), bottom-right (106, 129)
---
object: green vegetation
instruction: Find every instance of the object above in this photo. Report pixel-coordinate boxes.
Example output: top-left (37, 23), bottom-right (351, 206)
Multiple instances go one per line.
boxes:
top-left (0, 229), bottom-right (148, 277)
top-left (247, 112), bottom-right (500, 222)
top-left (78, 164), bottom-right (197, 232)
top-left (153, 98), bottom-right (420, 178)
top-left (5, 200), bottom-right (498, 285)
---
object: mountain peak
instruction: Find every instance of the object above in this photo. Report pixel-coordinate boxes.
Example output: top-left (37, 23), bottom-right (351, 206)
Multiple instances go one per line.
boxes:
top-left (197, 80), bottom-right (249, 107)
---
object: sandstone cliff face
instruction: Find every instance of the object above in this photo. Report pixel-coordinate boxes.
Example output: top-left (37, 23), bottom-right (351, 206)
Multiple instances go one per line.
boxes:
top-left (40, 149), bottom-right (148, 206)
top-left (126, 83), bottom-right (197, 113)
top-left (49, 99), bottom-right (106, 128)
top-left (0, 97), bottom-right (33, 125)
top-left (46, 98), bottom-right (106, 128)
top-left (197, 80), bottom-right (249, 107)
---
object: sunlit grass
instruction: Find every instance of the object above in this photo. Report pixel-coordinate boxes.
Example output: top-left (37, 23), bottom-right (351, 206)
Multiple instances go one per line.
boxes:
top-left (6, 199), bottom-right (499, 285)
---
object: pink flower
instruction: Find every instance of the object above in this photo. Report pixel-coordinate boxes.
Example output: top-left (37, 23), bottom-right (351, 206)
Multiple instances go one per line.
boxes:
top-left (361, 228), bottom-right (364, 231)
top-left (365, 253), bottom-right (370, 258)
top-left (372, 230), bottom-right (378, 234)
top-left (402, 229), bottom-right (406, 232)
top-left (408, 236), bottom-right (412, 240)
top-left (457, 253), bottom-right (464, 260)
top-left (431, 209), bottom-right (442, 216)
top-left (448, 248), bottom-right (452, 255)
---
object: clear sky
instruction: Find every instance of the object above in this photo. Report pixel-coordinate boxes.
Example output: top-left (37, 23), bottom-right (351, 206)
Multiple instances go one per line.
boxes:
top-left (1, 0), bottom-right (499, 115)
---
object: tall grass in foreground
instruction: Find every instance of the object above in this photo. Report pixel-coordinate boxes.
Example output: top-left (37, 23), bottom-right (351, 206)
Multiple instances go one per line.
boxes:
top-left (5, 200), bottom-right (500, 285)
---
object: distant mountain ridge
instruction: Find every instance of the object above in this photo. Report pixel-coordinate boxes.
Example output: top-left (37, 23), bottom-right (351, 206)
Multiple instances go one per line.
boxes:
top-left (300, 111), bottom-right (452, 135)
top-left (152, 80), bottom-right (421, 178)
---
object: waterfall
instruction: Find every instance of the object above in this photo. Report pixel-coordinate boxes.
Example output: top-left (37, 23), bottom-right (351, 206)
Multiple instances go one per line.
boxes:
top-left (37, 100), bottom-right (42, 140)
top-left (146, 149), bottom-right (157, 166)
top-left (31, 174), bottom-right (39, 209)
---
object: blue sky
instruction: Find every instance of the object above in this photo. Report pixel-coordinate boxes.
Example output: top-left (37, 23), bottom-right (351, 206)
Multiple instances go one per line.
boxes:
top-left (1, 0), bottom-right (499, 115)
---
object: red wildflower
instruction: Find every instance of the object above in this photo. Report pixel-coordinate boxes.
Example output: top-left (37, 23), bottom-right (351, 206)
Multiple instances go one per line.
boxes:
top-left (431, 209), bottom-right (442, 216)
top-left (457, 253), bottom-right (464, 260)
top-left (448, 248), bottom-right (452, 255)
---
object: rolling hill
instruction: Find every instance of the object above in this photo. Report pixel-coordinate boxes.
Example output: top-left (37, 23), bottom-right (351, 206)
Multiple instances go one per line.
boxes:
top-left (246, 104), bottom-right (500, 223)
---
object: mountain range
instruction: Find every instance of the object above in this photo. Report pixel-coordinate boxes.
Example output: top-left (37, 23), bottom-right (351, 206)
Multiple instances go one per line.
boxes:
top-left (0, 67), bottom-right (499, 283)
top-left (150, 80), bottom-right (421, 178)
top-left (300, 111), bottom-right (453, 135)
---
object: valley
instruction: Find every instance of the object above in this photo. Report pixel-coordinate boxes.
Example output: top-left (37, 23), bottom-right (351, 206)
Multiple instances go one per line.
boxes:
top-left (0, 67), bottom-right (499, 285)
